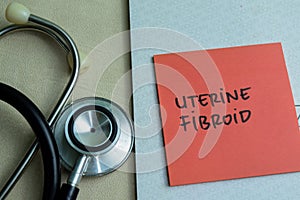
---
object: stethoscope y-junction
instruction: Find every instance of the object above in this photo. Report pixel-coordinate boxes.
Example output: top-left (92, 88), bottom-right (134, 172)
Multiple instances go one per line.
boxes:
top-left (0, 3), bottom-right (134, 200)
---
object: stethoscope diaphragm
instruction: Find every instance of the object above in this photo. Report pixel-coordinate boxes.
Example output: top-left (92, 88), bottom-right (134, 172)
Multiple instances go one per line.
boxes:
top-left (54, 97), bottom-right (134, 176)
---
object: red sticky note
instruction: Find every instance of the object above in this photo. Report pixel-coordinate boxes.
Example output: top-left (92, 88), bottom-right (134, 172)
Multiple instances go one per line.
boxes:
top-left (153, 43), bottom-right (300, 186)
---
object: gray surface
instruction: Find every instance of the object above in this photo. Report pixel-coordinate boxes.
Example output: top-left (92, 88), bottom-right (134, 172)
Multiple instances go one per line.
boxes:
top-left (130, 0), bottom-right (300, 199)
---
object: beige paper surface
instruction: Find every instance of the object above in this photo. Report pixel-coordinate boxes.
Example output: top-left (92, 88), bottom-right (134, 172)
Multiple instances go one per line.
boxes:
top-left (0, 0), bottom-right (135, 199)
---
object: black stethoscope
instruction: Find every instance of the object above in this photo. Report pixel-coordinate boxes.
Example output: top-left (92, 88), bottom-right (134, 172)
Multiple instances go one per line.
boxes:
top-left (0, 3), bottom-right (134, 200)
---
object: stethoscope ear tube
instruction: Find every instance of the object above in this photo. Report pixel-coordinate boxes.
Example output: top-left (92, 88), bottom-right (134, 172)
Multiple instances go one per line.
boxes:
top-left (0, 83), bottom-right (61, 200)
top-left (0, 3), bottom-right (80, 198)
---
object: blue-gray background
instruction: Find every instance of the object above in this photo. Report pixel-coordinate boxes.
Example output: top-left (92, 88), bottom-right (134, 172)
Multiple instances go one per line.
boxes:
top-left (130, 0), bottom-right (300, 199)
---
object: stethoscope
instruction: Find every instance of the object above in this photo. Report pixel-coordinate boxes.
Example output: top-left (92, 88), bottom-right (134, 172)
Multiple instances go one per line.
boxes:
top-left (0, 2), bottom-right (134, 200)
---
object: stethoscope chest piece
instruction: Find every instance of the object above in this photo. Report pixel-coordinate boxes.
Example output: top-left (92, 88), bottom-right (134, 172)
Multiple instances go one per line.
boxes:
top-left (54, 97), bottom-right (134, 176)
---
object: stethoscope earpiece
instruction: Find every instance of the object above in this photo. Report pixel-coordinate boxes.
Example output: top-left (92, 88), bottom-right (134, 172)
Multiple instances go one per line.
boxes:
top-left (6, 2), bottom-right (30, 24)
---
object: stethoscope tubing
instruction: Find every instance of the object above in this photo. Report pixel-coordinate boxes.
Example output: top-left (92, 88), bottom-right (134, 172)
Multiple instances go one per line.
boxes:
top-left (0, 83), bottom-right (61, 200)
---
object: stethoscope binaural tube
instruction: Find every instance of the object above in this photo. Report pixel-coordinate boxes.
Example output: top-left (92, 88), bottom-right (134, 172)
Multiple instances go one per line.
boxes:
top-left (0, 83), bottom-right (61, 200)
top-left (0, 2), bottom-right (80, 200)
